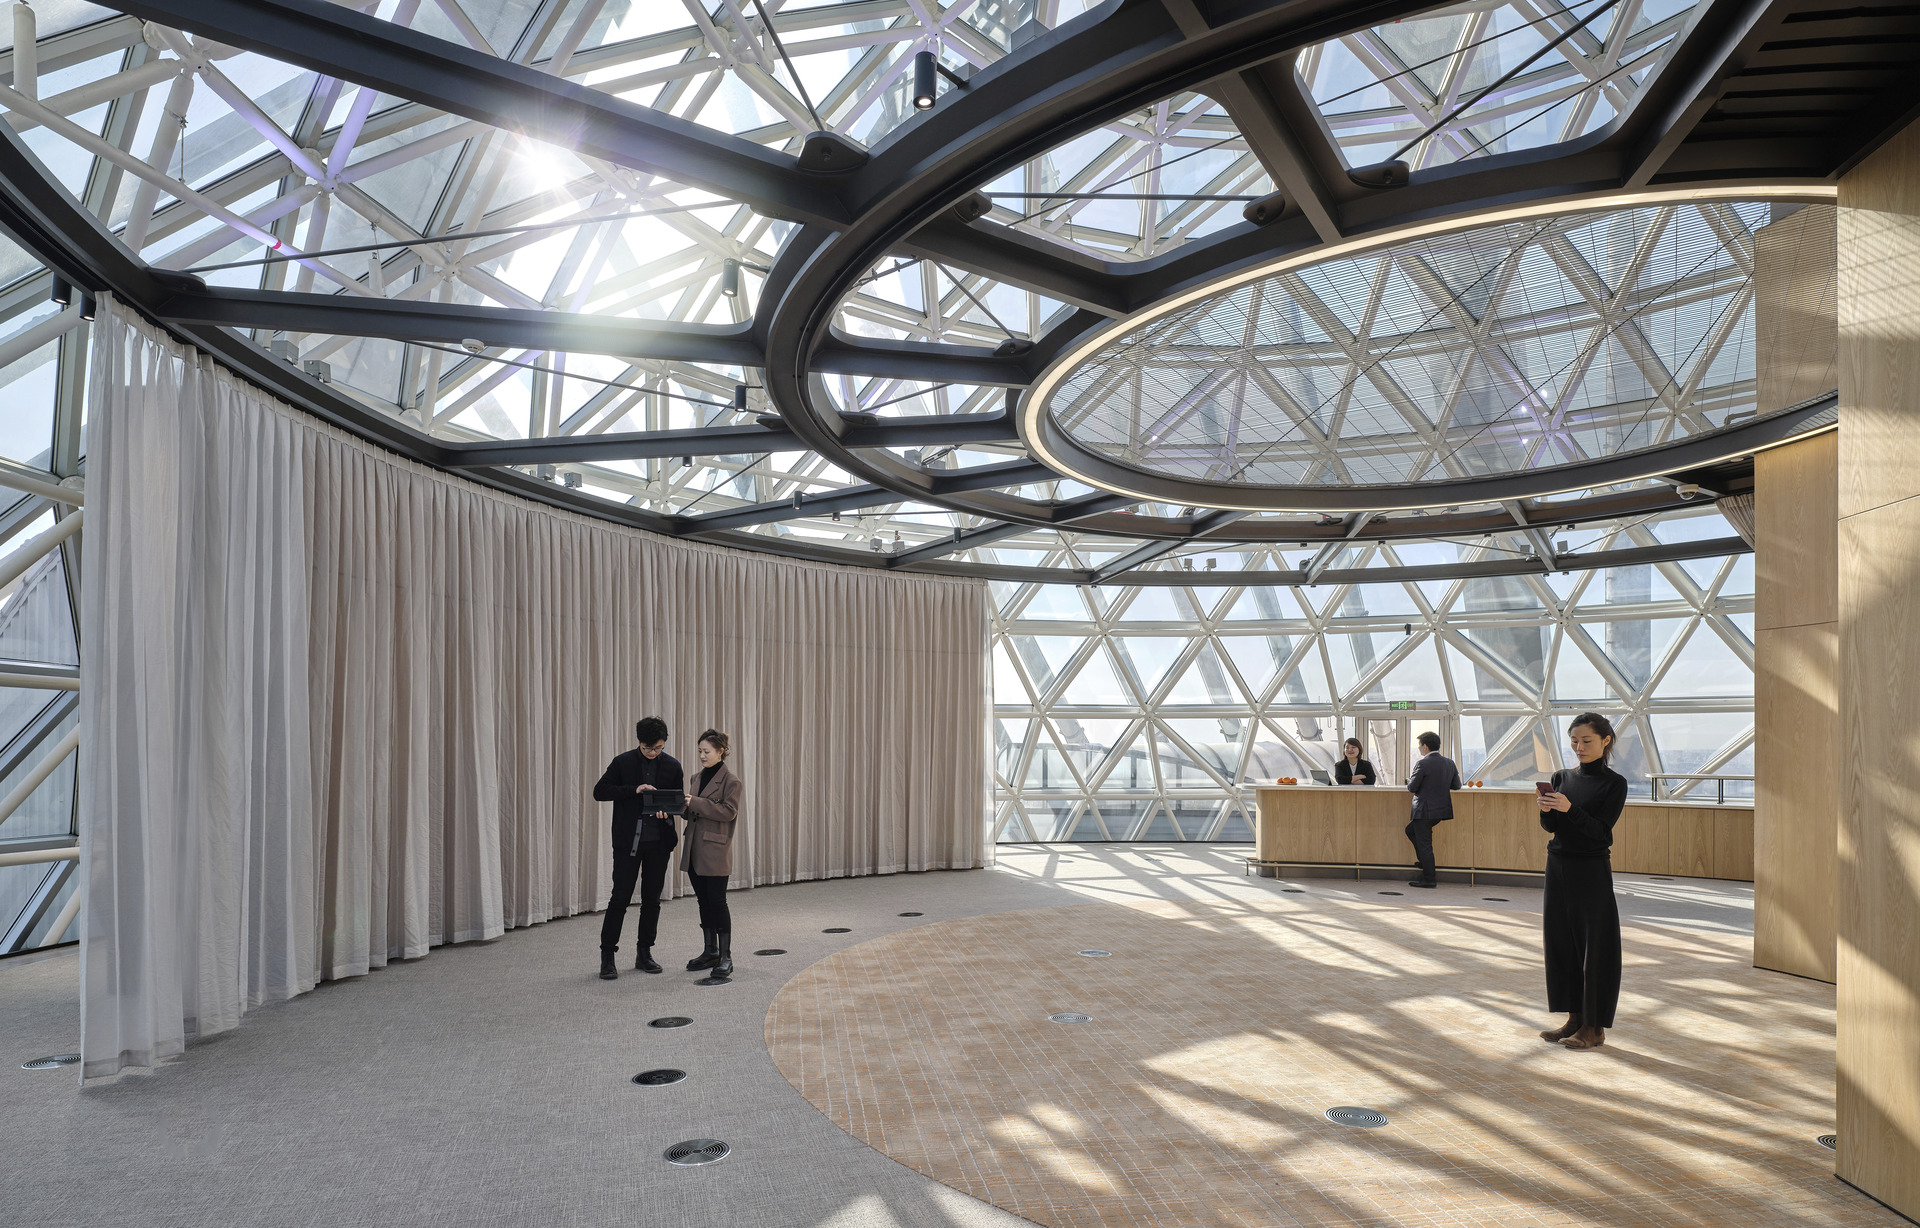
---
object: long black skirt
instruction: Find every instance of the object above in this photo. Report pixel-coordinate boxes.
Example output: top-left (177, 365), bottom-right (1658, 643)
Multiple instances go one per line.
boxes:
top-left (1542, 853), bottom-right (1621, 1027)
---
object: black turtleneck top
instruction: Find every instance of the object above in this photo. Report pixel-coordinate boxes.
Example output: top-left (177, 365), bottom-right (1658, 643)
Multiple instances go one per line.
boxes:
top-left (698, 763), bottom-right (722, 795)
top-left (1541, 760), bottom-right (1629, 858)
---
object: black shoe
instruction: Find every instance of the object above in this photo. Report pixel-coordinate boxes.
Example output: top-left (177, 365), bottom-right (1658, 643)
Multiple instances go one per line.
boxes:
top-left (1407, 879), bottom-right (1437, 889)
top-left (710, 931), bottom-right (733, 979)
top-left (635, 947), bottom-right (662, 974)
top-left (686, 928), bottom-right (719, 972)
top-left (599, 954), bottom-right (618, 980)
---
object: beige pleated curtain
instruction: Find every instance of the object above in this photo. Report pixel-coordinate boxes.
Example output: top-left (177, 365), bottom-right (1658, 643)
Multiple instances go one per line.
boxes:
top-left (78, 300), bottom-right (989, 1078)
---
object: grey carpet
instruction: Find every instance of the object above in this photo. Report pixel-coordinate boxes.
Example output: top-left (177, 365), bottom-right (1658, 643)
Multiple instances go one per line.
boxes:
top-left (0, 845), bottom-right (1757, 1228)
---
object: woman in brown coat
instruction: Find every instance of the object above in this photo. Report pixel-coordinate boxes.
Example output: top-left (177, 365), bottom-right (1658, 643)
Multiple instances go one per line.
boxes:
top-left (680, 729), bottom-right (743, 978)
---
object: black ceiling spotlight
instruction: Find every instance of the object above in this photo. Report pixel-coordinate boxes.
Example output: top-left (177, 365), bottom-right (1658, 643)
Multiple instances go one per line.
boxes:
top-left (721, 257), bottom-right (770, 298)
top-left (733, 384), bottom-right (748, 410)
top-left (913, 50), bottom-right (938, 110)
top-left (49, 276), bottom-right (72, 307)
top-left (1241, 190), bottom-right (1289, 226)
top-left (78, 293), bottom-right (95, 322)
top-left (1348, 160), bottom-right (1410, 189)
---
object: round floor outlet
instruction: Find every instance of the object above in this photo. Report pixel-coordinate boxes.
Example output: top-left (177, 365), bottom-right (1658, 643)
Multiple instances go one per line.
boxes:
top-left (632, 1069), bottom-right (686, 1086)
top-left (1378, 890), bottom-right (1404, 896)
top-left (1482, 897), bottom-right (1509, 902)
top-left (1077, 949), bottom-right (1111, 958)
top-left (822, 927), bottom-right (850, 934)
top-left (648, 1016), bottom-right (692, 1029)
top-left (898, 911), bottom-right (923, 917)
top-left (1325, 1106), bottom-right (1389, 1128)
top-left (20, 1054), bottom-right (79, 1071)
top-left (1816, 1133), bottom-right (1837, 1150)
top-left (665, 1138), bottom-right (731, 1166)
top-left (1281, 888), bottom-right (1305, 893)
top-left (754, 948), bottom-right (787, 956)
top-left (1048, 1012), bottom-right (1092, 1024)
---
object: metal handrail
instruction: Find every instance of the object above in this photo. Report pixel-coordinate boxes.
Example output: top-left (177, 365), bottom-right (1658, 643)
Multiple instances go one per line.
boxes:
top-left (1647, 773), bottom-right (1754, 804)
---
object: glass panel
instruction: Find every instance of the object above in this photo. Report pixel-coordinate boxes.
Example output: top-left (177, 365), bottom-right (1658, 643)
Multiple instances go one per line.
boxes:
top-left (1058, 646), bottom-right (1130, 705)
top-left (1161, 645), bottom-right (1235, 706)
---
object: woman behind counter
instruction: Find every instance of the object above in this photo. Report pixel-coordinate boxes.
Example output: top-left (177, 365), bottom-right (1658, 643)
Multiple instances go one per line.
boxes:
top-left (680, 729), bottom-right (743, 979)
top-left (1334, 738), bottom-right (1374, 785)
top-left (1536, 711), bottom-right (1629, 1051)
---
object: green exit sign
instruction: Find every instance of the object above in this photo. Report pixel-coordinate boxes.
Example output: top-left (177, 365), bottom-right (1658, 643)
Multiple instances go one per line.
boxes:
top-left (1388, 701), bottom-right (1416, 711)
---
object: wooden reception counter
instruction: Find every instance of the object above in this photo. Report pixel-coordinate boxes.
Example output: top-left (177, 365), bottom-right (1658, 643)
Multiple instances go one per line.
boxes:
top-left (1251, 786), bottom-right (1754, 883)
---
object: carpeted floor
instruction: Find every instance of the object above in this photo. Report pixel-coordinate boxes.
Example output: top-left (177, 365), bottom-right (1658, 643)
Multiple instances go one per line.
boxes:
top-left (1, 845), bottom-right (1854, 1228)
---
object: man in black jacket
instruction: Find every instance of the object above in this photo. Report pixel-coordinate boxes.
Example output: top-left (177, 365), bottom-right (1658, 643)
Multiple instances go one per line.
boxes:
top-left (593, 717), bottom-right (684, 979)
top-left (1404, 730), bottom-right (1461, 889)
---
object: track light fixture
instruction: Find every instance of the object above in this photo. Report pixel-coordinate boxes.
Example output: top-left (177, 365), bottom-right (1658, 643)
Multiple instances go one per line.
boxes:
top-left (78, 293), bottom-right (95, 322)
top-left (49, 276), bottom-right (71, 307)
top-left (913, 50), bottom-right (937, 110)
top-left (733, 384), bottom-right (748, 410)
top-left (720, 257), bottom-right (770, 299)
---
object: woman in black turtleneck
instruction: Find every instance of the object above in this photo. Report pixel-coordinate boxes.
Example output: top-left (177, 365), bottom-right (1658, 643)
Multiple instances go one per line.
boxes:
top-left (1536, 711), bottom-right (1629, 1051)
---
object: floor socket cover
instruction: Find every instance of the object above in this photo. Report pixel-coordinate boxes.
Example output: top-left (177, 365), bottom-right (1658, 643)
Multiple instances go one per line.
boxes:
top-left (1482, 897), bottom-right (1509, 902)
top-left (1049, 1012), bottom-right (1092, 1024)
top-left (21, 1054), bottom-right (79, 1070)
top-left (1325, 1106), bottom-right (1389, 1128)
top-left (1379, 891), bottom-right (1403, 896)
top-left (754, 948), bottom-right (787, 956)
top-left (1078, 949), bottom-right (1111, 957)
top-left (1816, 1134), bottom-right (1837, 1150)
top-left (665, 1139), bottom-right (731, 1166)
top-left (648, 1016), bottom-right (692, 1029)
top-left (632, 1069), bottom-right (686, 1086)
top-left (1281, 888), bottom-right (1305, 893)
top-left (898, 912), bottom-right (923, 917)
top-left (823, 927), bottom-right (850, 933)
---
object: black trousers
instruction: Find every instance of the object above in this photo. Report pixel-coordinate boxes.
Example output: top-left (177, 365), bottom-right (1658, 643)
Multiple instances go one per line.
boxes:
top-left (1404, 815), bottom-right (1446, 882)
top-left (600, 842), bottom-right (673, 954)
top-left (688, 872), bottom-right (731, 932)
top-left (1543, 853), bottom-right (1622, 1027)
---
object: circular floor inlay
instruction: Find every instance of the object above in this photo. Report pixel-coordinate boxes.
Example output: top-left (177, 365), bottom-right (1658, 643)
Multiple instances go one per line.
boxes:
top-left (21, 1054), bottom-right (79, 1070)
top-left (899, 911), bottom-right (924, 917)
top-left (1049, 1012), bottom-right (1092, 1024)
top-left (823, 927), bottom-right (851, 933)
top-left (1378, 891), bottom-right (1403, 896)
top-left (1483, 897), bottom-right (1509, 902)
top-left (1078, 949), bottom-right (1111, 958)
top-left (1325, 1106), bottom-right (1389, 1128)
top-left (1817, 1133), bottom-right (1838, 1150)
top-left (755, 948), bottom-right (787, 956)
top-left (648, 1016), bottom-right (692, 1029)
top-left (665, 1138), bottom-right (731, 1166)
top-left (633, 1069), bottom-right (687, 1086)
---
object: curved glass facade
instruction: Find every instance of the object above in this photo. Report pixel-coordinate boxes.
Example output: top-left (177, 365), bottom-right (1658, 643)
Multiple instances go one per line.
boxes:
top-left (990, 506), bottom-right (1754, 842)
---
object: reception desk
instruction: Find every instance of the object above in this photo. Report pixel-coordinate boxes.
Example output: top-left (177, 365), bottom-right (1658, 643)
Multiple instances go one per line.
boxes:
top-left (1251, 786), bottom-right (1754, 883)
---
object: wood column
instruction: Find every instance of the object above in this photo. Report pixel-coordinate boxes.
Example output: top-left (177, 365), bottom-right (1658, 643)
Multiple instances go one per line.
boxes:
top-left (1753, 204), bottom-right (1839, 984)
top-left (1837, 116), bottom-right (1920, 1220)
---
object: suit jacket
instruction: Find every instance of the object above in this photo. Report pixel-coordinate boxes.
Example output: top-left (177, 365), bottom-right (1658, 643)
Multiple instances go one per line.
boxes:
top-left (1406, 751), bottom-right (1461, 821)
top-left (1334, 757), bottom-right (1376, 786)
top-left (678, 761), bottom-right (742, 878)
top-left (592, 748), bottom-right (684, 853)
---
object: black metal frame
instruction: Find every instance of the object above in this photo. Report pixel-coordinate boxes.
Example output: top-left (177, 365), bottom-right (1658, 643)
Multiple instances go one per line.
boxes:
top-left (3, 0), bottom-right (1911, 576)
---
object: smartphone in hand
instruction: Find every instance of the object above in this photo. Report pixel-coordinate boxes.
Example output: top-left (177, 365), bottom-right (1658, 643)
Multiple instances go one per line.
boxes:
top-left (1535, 781), bottom-right (1553, 796)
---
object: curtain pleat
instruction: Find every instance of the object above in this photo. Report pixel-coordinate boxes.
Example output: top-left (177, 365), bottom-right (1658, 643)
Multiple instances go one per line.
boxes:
top-left (78, 301), bottom-right (988, 1079)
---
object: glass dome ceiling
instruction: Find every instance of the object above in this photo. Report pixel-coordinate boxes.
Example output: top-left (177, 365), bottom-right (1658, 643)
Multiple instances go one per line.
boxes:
top-left (1036, 200), bottom-right (1833, 495)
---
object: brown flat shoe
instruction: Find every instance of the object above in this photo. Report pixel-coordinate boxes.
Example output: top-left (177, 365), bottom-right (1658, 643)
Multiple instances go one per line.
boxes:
top-left (1561, 1033), bottom-right (1605, 1050)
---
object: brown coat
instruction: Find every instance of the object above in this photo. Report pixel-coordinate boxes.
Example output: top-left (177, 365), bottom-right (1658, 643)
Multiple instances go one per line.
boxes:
top-left (677, 761), bottom-right (742, 878)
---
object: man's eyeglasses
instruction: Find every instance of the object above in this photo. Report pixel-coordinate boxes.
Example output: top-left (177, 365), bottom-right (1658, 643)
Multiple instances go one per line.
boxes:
top-left (639, 742), bottom-right (667, 756)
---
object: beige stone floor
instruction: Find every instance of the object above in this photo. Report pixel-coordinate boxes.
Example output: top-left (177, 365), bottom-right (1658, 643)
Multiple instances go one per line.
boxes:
top-left (765, 883), bottom-right (1890, 1228)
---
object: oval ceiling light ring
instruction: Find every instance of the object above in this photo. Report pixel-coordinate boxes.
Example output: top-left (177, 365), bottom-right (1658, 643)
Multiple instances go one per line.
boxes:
top-left (1017, 185), bottom-right (1837, 513)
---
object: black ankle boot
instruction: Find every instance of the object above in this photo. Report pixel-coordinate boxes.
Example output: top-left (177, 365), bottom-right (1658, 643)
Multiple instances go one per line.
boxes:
top-left (685, 928), bottom-right (718, 971)
top-left (710, 931), bottom-right (733, 978)
top-left (635, 947), bottom-right (661, 974)
top-left (599, 953), bottom-right (618, 980)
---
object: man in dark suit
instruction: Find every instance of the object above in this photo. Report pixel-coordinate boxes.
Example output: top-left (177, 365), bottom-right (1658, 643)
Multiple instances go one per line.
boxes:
top-left (593, 716), bottom-right (684, 979)
top-left (1404, 730), bottom-right (1461, 889)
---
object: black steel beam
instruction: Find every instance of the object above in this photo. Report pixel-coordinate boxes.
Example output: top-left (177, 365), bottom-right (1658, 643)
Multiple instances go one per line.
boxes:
top-left (898, 219), bottom-right (1132, 317)
top-left (1092, 509), bottom-right (1252, 581)
top-left (1113, 535), bottom-right (1752, 586)
top-left (436, 412), bottom-right (1023, 467)
top-left (111, 0), bottom-right (848, 225)
top-left (811, 334), bottom-right (1035, 386)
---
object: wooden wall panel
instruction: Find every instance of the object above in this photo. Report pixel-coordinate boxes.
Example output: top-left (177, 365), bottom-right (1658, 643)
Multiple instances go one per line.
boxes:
top-left (1754, 621), bottom-right (1839, 980)
top-left (1755, 433), bottom-right (1839, 631)
top-left (1836, 115), bottom-right (1920, 1221)
top-left (1612, 806), bottom-right (1667, 876)
top-left (1475, 791), bottom-right (1546, 871)
top-left (1355, 791), bottom-right (1411, 865)
top-left (1668, 807), bottom-right (1716, 879)
top-left (1713, 810), bottom-right (1755, 882)
top-left (1432, 798), bottom-right (1472, 868)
